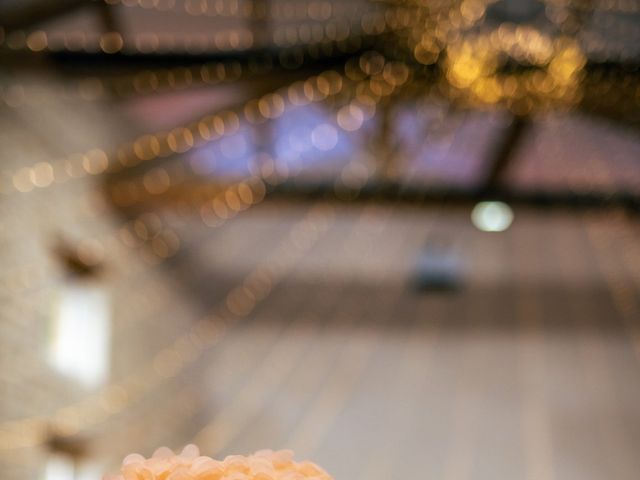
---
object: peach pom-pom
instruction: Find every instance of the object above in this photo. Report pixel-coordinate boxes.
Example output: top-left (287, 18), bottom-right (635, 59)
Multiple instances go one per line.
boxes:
top-left (104, 446), bottom-right (333, 480)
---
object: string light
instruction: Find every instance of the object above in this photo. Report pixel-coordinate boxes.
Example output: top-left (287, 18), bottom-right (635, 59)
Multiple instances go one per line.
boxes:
top-left (1, 0), bottom-right (634, 115)
top-left (442, 29), bottom-right (587, 112)
top-left (1, 50), bottom-right (390, 312)
top-left (0, 55), bottom-right (407, 450)
top-left (89, 143), bottom-right (380, 458)
top-left (1, 13), bottom-right (396, 56)
top-left (1, 0), bottom-right (637, 458)
top-left (192, 202), bottom-right (430, 455)
top-left (0, 50), bottom-right (380, 195)
top-left (0, 53), bottom-right (377, 301)
top-left (542, 0), bottom-right (640, 13)
top-left (104, 0), bottom-right (375, 21)
top-left (38, 137), bottom-right (392, 462)
top-left (0, 201), bottom-right (333, 450)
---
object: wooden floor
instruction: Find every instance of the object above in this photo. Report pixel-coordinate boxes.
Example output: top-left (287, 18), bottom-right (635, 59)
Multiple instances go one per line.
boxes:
top-left (162, 204), bottom-right (640, 480)
top-left (2, 197), bottom-right (640, 479)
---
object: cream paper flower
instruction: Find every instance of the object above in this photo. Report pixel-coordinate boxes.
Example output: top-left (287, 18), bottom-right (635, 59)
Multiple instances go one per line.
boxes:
top-left (104, 445), bottom-right (333, 480)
